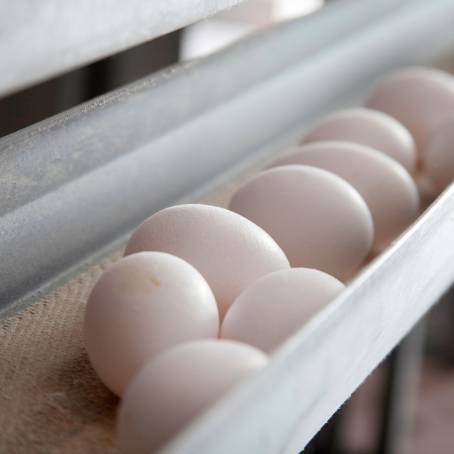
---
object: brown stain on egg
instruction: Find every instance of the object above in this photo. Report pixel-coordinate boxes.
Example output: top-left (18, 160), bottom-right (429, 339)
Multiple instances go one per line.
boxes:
top-left (148, 274), bottom-right (161, 287)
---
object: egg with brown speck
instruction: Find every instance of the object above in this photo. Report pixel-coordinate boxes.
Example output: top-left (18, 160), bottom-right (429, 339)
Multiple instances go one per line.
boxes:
top-left (125, 204), bottom-right (290, 318)
top-left (84, 251), bottom-right (219, 396)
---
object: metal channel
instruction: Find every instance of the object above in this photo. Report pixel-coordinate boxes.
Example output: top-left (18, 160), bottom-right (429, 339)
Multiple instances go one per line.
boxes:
top-left (164, 184), bottom-right (454, 454)
top-left (1, 0), bottom-right (454, 313)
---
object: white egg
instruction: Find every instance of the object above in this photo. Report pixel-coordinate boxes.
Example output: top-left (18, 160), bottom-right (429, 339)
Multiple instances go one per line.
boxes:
top-left (272, 141), bottom-right (419, 250)
top-left (366, 67), bottom-right (454, 153)
top-left (125, 204), bottom-right (290, 318)
top-left (84, 252), bottom-right (219, 396)
top-left (229, 165), bottom-right (374, 281)
top-left (222, 268), bottom-right (344, 353)
top-left (302, 107), bottom-right (416, 172)
top-left (117, 339), bottom-right (268, 454)
top-left (423, 117), bottom-right (454, 193)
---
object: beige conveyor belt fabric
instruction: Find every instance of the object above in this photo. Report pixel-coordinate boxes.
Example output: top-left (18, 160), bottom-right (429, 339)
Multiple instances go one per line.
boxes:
top-left (0, 170), bottom-right (247, 454)
top-left (0, 255), bottom-right (120, 454)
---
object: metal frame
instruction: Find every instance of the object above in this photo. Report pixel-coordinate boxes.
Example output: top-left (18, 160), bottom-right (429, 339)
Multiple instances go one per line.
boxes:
top-left (377, 325), bottom-right (425, 454)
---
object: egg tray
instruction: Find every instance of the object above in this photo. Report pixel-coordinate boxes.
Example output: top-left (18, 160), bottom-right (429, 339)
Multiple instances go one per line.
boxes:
top-left (2, 1), bottom-right (454, 453)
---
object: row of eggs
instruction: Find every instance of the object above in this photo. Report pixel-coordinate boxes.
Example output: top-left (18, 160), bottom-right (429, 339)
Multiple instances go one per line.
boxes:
top-left (84, 67), bottom-right (454, 453)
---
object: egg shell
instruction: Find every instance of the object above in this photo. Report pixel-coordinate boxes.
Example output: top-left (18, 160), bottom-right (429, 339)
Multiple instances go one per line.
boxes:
top-left (84, 251), bottom-right (219, 396)
top-left (302, 107), bottom-right (416, 172)
top-left (229, 165), bottom-right (374, 281)
top-left (125, 204), bottom-right (290, 318)
top-left (423, 117), bottom-right (454, 193)
top-left (366, 67), bottom-right (454, 153)
top-left (271, 141), bottom-right (420, 250)
top-left (222, 268), bottom-right (344, 353)
top-left (117, 339), bottom-right (268, 454)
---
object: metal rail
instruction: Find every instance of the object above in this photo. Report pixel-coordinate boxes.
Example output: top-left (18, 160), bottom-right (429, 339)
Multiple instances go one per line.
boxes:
top-left (0, 0), bottom-right (244, 97)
